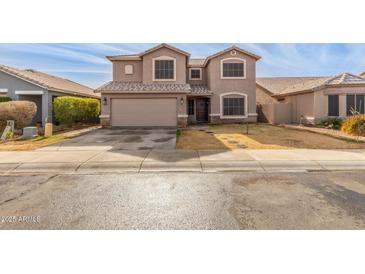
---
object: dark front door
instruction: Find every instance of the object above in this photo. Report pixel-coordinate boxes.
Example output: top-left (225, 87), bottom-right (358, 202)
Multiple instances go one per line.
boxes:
top-left (196, 98), bottom-right (208, 122)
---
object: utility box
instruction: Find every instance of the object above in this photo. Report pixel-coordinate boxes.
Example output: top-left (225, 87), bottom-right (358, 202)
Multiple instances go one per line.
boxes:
top-left (22, 127), bottom-right (38, 139)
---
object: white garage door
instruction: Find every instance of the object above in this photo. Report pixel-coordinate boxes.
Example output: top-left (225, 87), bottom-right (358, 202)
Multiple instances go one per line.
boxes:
top-left (111, 98), bottom-right (177, 127)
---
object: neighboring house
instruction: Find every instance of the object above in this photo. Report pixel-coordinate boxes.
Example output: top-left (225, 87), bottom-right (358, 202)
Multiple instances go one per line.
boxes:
top-left (256, 73), bottom-right (365, 124)
top-left (95, 43), bottom-right (261, 127)
top-left (0, 64), bottom-right (98, 126)
top-left (360, 71), bottom-right (365, 77)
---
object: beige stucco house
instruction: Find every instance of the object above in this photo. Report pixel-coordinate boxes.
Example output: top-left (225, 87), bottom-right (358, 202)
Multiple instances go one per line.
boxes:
top-left (256, 73), bottom-right (365, 124)
top-left (95, 43), bottom-right (261, 127)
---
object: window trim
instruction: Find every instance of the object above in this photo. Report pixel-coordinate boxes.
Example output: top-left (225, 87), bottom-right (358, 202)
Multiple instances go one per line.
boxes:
top-left (220, 92), bottom-right (248, 119)
top-left (152, 56), bottom-right (176, 81)
top-left (220, 57), bottom-right (246, 79)
top-left (124, 64), bottom-right (134, 75)
top-left (189, 68), bottom-right (202, 80)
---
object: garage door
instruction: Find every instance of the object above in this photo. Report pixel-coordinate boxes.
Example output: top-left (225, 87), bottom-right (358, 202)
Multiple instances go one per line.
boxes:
top-left (111, 98), bottom-right (177, 127)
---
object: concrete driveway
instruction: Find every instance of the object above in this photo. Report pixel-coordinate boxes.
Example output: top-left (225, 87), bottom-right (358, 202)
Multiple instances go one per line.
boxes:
top-left (43, 128), bottom-right (177, 150)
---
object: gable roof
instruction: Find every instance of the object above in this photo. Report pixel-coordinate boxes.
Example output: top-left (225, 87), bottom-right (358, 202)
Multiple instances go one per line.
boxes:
top-left (257, 73), bottom-right (365, 97)
top-left (106, 43), bottom-right (190, 61)
top-left (140, 43), bottom-right (190, 57)
top-left (106, 44), bottom-right (260, 67)
top-left (203, 46), bottom-right (261, 66)
top-left (0, 64), bottom-right (98, 98)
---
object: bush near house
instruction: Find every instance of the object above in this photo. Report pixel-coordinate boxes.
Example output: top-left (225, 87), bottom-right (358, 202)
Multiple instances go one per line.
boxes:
top-left (341, 115), bottom-right (365, 137)
top-left (53, 96), bottom-right (100, 125)
top-left (0, 101), bottom-right (37, 132)
top-left (317, 117), bottom-right (343, 130)
top-left (0, 96), bottom-right (12, 103)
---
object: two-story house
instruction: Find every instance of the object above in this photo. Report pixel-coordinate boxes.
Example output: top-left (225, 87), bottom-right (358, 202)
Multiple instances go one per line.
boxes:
top-left (95, 43), bottom-right (261, 128)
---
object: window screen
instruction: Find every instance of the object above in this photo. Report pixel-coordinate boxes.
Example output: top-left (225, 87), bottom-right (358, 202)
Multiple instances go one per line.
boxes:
top-left (328, 95), bottom-right (339, 116)
top-left (347, 94), bottom-right (365, 115)
top-left (223, 97), bottom-right (245, 116)
top-left (223, 63), bottom-right (244, 77)
top-left (190, 69), bottom-right (201, 79)
top-left (347, 95), bottom-right (355, 116)
top-left (356, 94), bottom-right (364, 114)
top-left (154, 60), bottom-right (174, 80)
top-left (188, 99), bottom-right (194, 115)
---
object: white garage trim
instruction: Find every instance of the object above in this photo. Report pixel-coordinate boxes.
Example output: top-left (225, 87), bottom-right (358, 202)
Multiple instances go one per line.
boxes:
top-left (0, 88), bottom-right (8, 93)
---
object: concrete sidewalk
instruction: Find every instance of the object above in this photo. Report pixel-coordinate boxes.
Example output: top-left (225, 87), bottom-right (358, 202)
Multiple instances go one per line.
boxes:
top-left (1, 148), bottom-right (365, 174)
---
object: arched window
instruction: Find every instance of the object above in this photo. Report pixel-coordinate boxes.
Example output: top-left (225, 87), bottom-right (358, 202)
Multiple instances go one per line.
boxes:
top-left (220, 57), bottom-right (246, 79)
top-left (220, 92), bottom-right (248, 118)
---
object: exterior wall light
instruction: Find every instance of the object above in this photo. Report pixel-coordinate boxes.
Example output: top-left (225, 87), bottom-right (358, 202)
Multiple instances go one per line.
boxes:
top-left (180, 97), bottom-right (184, 105)
top-left (103, 97), bottom-right (107, 105)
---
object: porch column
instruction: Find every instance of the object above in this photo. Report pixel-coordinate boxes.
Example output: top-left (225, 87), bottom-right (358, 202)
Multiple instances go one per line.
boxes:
top-left (41, 91), bottom-right (49, 126)
top-left (339, 94), bottom-right (346, 118)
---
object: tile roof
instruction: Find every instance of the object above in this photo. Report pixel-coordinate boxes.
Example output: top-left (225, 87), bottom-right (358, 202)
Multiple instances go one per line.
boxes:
top-left (188, 58), bottom-right (206, 67)
top-left (324, 73), bottom-right (365, 85)
top-left (190, 85), bottom-right (212, 95)
top-left (257, 76), bottom-right (330, 95)
top-left (95, 81), bottom-right (191, 93)
top-left (257, 73), bottom-right (365, 97)
top-left (0, 64), bottom-right (98, 98)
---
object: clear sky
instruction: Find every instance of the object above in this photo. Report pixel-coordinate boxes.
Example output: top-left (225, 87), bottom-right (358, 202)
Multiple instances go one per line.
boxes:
top-left (0, 43), bottom-right (364, 88)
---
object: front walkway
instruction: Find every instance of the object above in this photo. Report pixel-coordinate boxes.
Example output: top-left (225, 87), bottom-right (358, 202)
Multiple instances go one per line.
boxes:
top-left (0, 148), bottom-right (365, 174)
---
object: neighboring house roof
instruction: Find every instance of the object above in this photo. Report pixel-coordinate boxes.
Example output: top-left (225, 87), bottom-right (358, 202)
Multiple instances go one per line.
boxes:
top-left (95, 81), bottom-right (212, 95)
top-left (95, 81), bottom-right (191, 93)
top-left (257, 76), bottom-right (330, 96)
top-left (257, 73), bottom-right (365, 97)
top-left (203, 46), bottom-right (261, 66)
top-left (0, 64), bottom-right (98, 98)
top-left (107, 43), bottom-right (190, 61)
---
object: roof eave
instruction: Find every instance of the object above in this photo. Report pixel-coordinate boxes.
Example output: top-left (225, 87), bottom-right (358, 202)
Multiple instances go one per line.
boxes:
top-left (106, 56), bottom-right (142, 61)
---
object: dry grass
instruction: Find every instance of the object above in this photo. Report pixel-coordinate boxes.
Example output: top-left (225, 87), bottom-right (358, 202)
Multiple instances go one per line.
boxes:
top-left (176, 123), bottom-right (365, 150)
top-left (0, 135), bottom-right (70, 151)
top-left (0, 125), bottom-right (99, 151)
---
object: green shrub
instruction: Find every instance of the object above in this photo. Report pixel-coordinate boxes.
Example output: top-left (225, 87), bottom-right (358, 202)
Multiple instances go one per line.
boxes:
top-left (341, 115), bottom-right (365, 137)
top-left (317, 117), bottom-right (343, 130)
top-left (0, 97), bottom-right (12, 103)
top-left (53, 96), bottom-right (100, 125)
top-left (0, 101), bottom-right (37, 131)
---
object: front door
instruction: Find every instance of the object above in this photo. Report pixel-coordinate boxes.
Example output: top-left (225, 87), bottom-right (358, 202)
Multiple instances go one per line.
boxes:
top-left (196, 98), bottom-right (208, 122)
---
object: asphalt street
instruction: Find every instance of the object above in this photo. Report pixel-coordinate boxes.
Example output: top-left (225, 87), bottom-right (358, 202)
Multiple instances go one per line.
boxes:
top-left (0, 171), bottom-right (365, 229)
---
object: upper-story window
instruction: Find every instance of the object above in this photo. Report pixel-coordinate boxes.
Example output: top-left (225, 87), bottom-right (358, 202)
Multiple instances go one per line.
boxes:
top-left (189, 68), bottom-right (202, 80)
top-left (220, 58), bottom-right (246, 79)
top-left (153, 56), bottom-right (176, 81)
